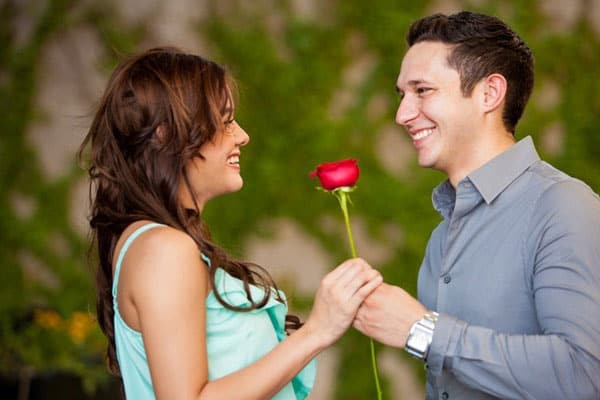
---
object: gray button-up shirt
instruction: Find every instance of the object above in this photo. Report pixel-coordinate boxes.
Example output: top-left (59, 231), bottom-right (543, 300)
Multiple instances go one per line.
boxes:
top-left (419, 136), bottom-right (600, 399)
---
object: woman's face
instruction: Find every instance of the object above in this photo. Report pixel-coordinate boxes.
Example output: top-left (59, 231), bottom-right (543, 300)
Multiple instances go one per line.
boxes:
top-left (180, 115), bottom-right (250, 212)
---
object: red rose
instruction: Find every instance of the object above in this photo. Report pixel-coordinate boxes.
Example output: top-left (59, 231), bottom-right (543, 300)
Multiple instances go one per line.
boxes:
top-left (309, 156), bottom-right (381, 399)
top-left (309, 159), bottom-right (359, 191)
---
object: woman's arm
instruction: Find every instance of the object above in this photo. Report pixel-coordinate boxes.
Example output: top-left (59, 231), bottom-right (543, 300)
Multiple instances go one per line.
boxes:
top-left (125, 227), bottom-right (210, 399)
top-left (126, 227), bottom-right (382, 400)
top-left (200, 257), bottom-right (382, 400)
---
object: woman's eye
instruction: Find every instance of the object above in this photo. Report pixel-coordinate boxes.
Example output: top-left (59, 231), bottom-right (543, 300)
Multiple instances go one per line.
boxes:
top-left (224, 120), bottom-right (235, 134)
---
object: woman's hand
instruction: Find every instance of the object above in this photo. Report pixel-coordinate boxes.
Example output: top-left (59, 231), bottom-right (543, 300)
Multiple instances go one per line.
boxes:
top-left (303, 258), bottom-right (383, 348)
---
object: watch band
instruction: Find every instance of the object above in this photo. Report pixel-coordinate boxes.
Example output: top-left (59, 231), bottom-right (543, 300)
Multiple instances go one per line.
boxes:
top-left (404, 311), bottom-right (439, 361)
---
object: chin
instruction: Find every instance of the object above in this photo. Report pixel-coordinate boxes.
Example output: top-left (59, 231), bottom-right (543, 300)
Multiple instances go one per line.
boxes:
top-left (228, 178), bottom-right (244, 193)
top-left (417, 157), bottom-right (435, 169)
top-left (417, 150), bottom-right (440, 169)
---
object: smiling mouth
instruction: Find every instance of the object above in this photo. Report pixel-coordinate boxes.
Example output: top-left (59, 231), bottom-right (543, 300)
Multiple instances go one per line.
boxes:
top-left (227, 155), bottom-right (240, 166)
top-left (411, 128), bottom-right (434, 140)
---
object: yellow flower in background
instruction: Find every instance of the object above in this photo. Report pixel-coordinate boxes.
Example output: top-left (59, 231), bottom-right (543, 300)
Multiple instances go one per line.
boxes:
top-left (33, 309), bottom-right (63, 330)
top-left (67, 311), bottom-right (95, 344)
top-left (33, 308), bottom-right (96, 344)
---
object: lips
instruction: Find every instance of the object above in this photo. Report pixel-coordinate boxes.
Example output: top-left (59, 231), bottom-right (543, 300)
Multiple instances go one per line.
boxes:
top-left (410, 128), bottom-right (435, 141)
top-left (227, 153), bottom-right (240, 166)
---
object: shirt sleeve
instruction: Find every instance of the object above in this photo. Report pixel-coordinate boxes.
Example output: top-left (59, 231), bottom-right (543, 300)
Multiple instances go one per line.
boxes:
top-left (427, 180), bottom-right (600, 400)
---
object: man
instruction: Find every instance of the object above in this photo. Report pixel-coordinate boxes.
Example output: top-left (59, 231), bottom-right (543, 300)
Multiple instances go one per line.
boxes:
top-left (354, 11), bottom-right (600, 399)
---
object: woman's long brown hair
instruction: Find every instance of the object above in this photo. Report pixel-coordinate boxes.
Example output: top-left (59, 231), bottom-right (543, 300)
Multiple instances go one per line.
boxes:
top-left (78, 47), bottom-right (298, 378)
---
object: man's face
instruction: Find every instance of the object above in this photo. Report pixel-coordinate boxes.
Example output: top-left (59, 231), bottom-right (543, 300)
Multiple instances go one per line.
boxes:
top-left (395, 41), bottom-right (481, 177)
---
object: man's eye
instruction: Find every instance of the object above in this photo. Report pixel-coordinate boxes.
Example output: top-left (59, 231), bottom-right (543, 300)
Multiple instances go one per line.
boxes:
top-left (416, 87), bottom-right (431, 95)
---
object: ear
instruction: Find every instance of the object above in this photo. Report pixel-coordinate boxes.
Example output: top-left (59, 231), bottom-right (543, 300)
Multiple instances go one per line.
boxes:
top-left (155, 124), bottom-right (167, 143)
top-left (479, 73), bottom-right (507, 113)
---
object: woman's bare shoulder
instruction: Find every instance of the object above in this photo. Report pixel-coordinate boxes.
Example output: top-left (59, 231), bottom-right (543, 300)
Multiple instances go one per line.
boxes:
top-left (120, 222), bottom-right (208, 298)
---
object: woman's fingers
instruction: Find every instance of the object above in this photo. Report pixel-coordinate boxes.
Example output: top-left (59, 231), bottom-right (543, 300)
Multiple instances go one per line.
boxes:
top-left (325, 257), bottom-right (365, 281)
top-left (332, 259), bottom-right (381, 300)
top-left (343, 267), bottom-right (381, 297)
top-left (348, 270), bottom-right (383, 308)
top-left (332, 263), bottom-right (363, 290)
top-left (306, 258), bottom-right (383, 347)
top-left (323, 262), bottom-right (382, 317)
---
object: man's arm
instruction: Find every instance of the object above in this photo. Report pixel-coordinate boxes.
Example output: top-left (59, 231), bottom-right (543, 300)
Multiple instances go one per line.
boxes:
top-left (355, 180), bottom-right (600, 399)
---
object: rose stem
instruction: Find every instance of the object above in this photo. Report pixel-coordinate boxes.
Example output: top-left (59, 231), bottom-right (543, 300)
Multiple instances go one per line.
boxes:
top-left (336, 189), bottom-right (383, 400)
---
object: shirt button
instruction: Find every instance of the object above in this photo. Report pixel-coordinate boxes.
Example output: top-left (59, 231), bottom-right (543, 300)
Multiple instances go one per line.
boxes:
top-left (442, 392), bottom-right (449, 399)
top-left (443, 275), bottom-right (451, 284)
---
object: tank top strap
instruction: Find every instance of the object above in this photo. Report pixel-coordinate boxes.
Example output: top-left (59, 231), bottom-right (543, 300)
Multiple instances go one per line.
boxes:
top-left (112, 223), bottom-right (165, 298)
top-left (200, 252), bottom-right (211, 267)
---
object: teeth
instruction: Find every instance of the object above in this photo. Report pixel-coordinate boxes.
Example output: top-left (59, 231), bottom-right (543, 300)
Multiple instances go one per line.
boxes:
top-left (412, 129), bottom-right (434, 140)
top-left (227, 155), bottom-right (239, 165)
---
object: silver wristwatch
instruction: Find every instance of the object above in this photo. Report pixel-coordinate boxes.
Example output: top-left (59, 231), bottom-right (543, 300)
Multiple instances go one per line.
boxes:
top-left (405, 311), bottom-right (439, 361)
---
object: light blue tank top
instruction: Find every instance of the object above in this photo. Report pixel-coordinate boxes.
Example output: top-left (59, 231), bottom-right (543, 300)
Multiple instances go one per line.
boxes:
top-left (112, 223), bottom-right (316, 399)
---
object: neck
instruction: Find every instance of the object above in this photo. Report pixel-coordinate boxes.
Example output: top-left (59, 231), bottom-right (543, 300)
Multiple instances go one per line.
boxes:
top-left (178, 189), bottom-right (206, 215)
top-left (447, 129), bottom-right (515, 188)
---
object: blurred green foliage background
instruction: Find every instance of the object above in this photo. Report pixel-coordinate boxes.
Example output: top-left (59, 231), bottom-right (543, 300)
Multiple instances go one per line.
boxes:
top-left (1, 0), bottom-right (599, 398)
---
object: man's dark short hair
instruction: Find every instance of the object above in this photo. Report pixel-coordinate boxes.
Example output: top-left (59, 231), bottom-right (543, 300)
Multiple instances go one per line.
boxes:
top-left (407, 11), bottom-right (534, 133)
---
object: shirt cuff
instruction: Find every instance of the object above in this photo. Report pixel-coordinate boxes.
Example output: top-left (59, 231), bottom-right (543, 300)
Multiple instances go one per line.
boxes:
top-left (426, 313), bottom-right (466, 376)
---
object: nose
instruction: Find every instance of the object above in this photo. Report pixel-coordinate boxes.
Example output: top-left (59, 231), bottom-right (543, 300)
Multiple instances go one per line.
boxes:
top-left (395, 95), bottom-right (419, 127)
top-left (235, 123), bottom-right (250, 146)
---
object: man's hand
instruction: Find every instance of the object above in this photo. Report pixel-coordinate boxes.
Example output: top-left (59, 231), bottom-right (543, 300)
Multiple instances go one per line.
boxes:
top-left (353, 282), bottom-right (428, 348)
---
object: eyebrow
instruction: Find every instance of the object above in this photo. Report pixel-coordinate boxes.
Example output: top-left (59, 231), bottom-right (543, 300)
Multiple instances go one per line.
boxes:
top-left (409, 79), bottom-right (429, 86)
top-left (222, 106), bottom-right (235, 119)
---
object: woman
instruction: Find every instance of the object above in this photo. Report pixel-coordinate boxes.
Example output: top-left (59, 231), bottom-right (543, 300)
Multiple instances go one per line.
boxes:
top-left (79, 47), bottom-right (382, 399)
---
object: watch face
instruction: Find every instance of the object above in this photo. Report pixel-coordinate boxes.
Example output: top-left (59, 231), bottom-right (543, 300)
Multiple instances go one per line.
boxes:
top-left (412, 332), bottom-right (429, 352)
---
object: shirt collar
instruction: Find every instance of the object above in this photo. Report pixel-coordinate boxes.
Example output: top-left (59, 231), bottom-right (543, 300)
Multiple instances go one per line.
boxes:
top-left (432, 136), bottom-right (540, 217)
top-left (469, 136), bottom-right (540, 204)
top-left (432, 180), bottom-right (455, 219)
